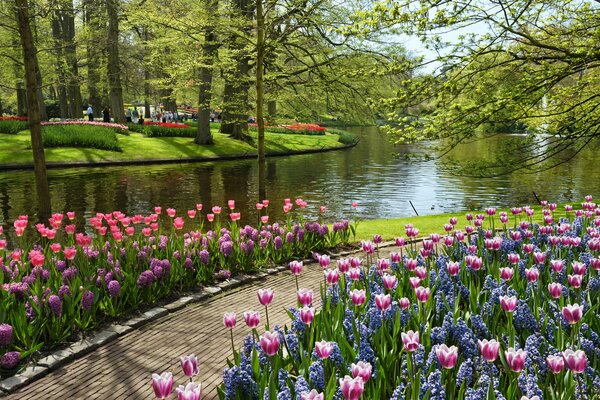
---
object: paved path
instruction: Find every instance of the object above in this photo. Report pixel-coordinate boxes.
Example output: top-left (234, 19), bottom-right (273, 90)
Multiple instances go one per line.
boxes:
top-left (5, 263), bottom-right (329, 400)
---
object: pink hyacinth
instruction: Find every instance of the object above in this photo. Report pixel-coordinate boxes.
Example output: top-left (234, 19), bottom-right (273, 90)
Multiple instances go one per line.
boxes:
top-left (339, 375), bottom-right (364, 400)
top-left (505, 348), bottom-right (527, 372)
top-left (180, 355), bottom-right (199, 378)
top-left (243, 311), bottom-right (260, 329)
top-left (351, 361), bottom-right (372, 383)
top-left (435, 344), bottom-right (458, 369)
top-left (374, 293), bottom-right (391, 312)
top-left (175, 382), bottom-right (202, 400)
top-left (401, 330), bottom-right (420, 352)
top-left (350, 289), bottom-right (366, 306)
top-left (314, 341), bottom-right (334, 359)
top-left (289, 260), bottom-right (303, 275)
top-left (478, 339), bottom-right (500, 362)
top-left (562, 349), bottom-right (587, 373)
top-left (297, 289), bottom-right (314, 307)
top-left (223, 312), bottom-right (237, 329)
top-left (500, 295), bottom-right (517, 313)
top-left (300, 306), bottom-right (315, 325)
top-left (259, 331), bottom-right (280, 356)
top-left (414, 286), bottom-right (430, 303)
top-left (257, 288), bottom-right (274, 306)
top-left (151, 372), bottom-right (174, 399)
top-left (562, 304), bottom-right (583, 324)
top-left (546, 355), bottom-right (564, 374)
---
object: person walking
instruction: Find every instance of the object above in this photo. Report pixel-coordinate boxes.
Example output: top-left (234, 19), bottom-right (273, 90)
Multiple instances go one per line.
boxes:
top-left (102, 107), bottom-right (110, 122)
top-left (132, 107), bottom-right (139, 124)
top-left (86, 105), bottom-right (94, 121)
top-left (125, 108), bottom-right (132, 123)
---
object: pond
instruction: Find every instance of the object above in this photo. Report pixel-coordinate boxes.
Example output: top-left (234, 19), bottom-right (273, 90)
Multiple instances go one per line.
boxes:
top-left (0, 127), bottom-right (596, 225)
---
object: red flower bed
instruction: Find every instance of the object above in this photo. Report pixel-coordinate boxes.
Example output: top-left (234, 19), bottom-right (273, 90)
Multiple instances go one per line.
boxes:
top-left (284, 123), bottom-right (326, 131)
top-left (143, 121), bottom-right (190, 129)
top-left (0, 116), bottom-right (28, 121)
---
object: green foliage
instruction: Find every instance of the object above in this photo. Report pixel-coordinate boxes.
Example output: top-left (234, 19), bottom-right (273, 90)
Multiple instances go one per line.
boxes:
top-left (143, 125), bottom-right (197, 138)
top-left (41, 125), bottom-right (122, 152)
top-left (0, 120), bottom-right (28, 134)
top-left (330, 128), bottom-right (358, 144)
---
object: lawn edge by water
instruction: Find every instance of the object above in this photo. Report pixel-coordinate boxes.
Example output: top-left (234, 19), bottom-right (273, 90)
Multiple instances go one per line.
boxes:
top-left (0, 129), bottom-right (356, 170)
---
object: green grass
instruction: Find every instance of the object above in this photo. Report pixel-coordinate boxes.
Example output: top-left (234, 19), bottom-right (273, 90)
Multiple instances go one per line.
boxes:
top-left (0, 120), bottom-right (29, 134)
top-left (353, 205), bottom-right (570, 242)
top-left (0, 127), bottom-right (348, 165)
top-left (41, 125), bottom-right (122, 152)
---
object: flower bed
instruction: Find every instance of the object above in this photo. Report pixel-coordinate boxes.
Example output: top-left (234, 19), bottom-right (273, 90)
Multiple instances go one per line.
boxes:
top-left (41, 120), bottom-right (129, 135)
top-left (0, 199), bottom-right (351, 374)
top-left (144, 121), bottom-right (191, 129)
top-left (0, 116), bottom-right (28, 121)
top-left (143, 124), bottom-right (197, 138)
top-left (0, 120), bottom-right (28, 135)
top-left (41, 124), bottom-right (123, 152)
top-left (153, 197), bottom-right (600, 399)
top-left (248, 123), bottom-right (327, 136)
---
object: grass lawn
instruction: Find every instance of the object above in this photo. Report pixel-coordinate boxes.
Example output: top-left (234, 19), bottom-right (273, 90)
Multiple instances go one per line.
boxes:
top-left (0, 128), bottom-right (347, 166)
top-left (354, 205), bottom-right (571, 242)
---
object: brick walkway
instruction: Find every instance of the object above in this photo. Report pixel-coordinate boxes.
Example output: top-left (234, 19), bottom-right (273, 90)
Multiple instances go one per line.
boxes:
top-left (4, 263), bottom-right (330, 400)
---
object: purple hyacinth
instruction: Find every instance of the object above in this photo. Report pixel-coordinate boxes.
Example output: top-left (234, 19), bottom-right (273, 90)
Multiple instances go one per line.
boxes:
top-left (220, 241), bottom-right (233, 257)
top-left (184, 257), bottom-right (193, 270)
top-left (137, 270), bottom-right (155, 288)
top-left (81, 290), bottom-right (94, 311)
top-left (8, 282), bottom-right (29, 300)
top-left (199, 249), bottom-right (210, 265)
top-left (0, 323), bottom-right (14, 347)
top-left (274, 236), bottom-right (283, 250)
top-left (48, 295), bottom-right (62, 317)
top-left (107, 280), bottom-right (121, 298)
top-left (58, 285), bottom-right (71, 299)
top-left (0, 351), bottom-right (20, 369)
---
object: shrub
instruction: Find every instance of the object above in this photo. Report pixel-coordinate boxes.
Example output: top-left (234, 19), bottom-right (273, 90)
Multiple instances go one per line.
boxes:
top-left (0, 120), bottom-right (28, 134)
top-left (330, 128), bottom-right (358, 145)
top-left (144, 124), bottom-right (197, 138)
top-left (41, 124), bottom-right (122, 151)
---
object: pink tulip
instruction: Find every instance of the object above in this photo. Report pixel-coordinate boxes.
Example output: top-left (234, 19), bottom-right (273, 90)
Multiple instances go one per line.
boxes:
top-left (499, 267), bottom-right (514, 281)
top-left (548, 282), bottom-right (563, 299)
top-left (377, 258), bottom-right (390, 271)
top-left (374, 293), bottom-right (391, 312)
top-left (300, 306), bottom-right (315, 325)
top-left (533, 252), bottom-right (546, 265)
top-left (173, 217), bottom-right (184, 230)
top-left (223, 312), bottom-right (237, 329)
top-left (257, 289), bottom-right (274, 306)
top-left (50, 243), bottom-right (62, 253)
top-left (478, 339), bottom-right (500, 362)
top-left (550, 259), bottom-right (564, 273)
top-left (381, 274), bottom-right (397, 290)
top-left (505, 348), bottom-right (527, 372)
top-left (546, 355), bottom-right (564, 374)
top-left (180, 354), bottom-right (199, 377)
top-left (261, 216), bottom-right (269, 224)
top-left (337, 259), bottom-right (350, 273)
top-left (301, 390), bottom-right (324, 400)
top-left (563, 349), bottom-right (587, 373)
top-left (206, 214), bottom-right (214, 222)
top-left (350, 289), bottom-right (366, 306)
top-left (154, 206), bottom-right (162, 214)
top-left (562, 304), bottom-right (583, 324)
top-left (523, 243), bottom-right (534, 254)
top-left (572, 262), bottom-right (587, 275)
top-left (212, 206), bottom-right (221, 214)
top-left (395, 237), bottom-right (405, 247)
top-left (175, 382), bottom-right (202, 400)
top-left (151, 372), bottom-right (174, 399)
top-left (166, 208), bottom-right (176, 218)
top-left (325, 269), bottom-right (339, 285)
top-left (390, 252), bottom-right (401, 263)
top-left (447, 261), bottom-right (460, 276)
top-left (401, 330), bottom-right (420, 352)
top-left (259, 331), bottom-right (280, 356)
top-left (500, 295), bottom-right (517, 313)
top-left (435, 344), bottom-right (458, 369)
top-left (339, 375), bottom-right (364, 400)
top-left (361, 241), bottom-right (375, 254)
top-left (347, 268), bottom-right (361, 281)
top-left (525, 267), bottom-right (539, 283)
top-left (318, 254), bottom-right (331, 268)
top-left (243, 311), bottom-right (260, 329)
top-left (289, 260), bottom-right (303, 275)
top-left (314, 341), bottom-right (334, 359)
top-left (409, 277), bottom-right (421, 289)
top-left (568, 274), bottom-right (583, 288)
top-left (414, 266), bottom-right (427, 280)
top-left (405, 258), bottom-right (418, 271)
top-left (399, 297), bottom-right (410, 309)
top-left (414, 286), bottom-right (430, 303)
top-left (229, 213), bottom-right (241, 221)
top-left (228, 200), bottom-right (235, 210)
top-left (590, 258), bottom-right (600, 271)
top-left (351, 361), bottom-right (372, 382)
top-left (297, 289), bottom-right (313, 307)
top-left (195, 203), bottom-right (202, 211)
top-left (466, 256), bottom-right (483, 271)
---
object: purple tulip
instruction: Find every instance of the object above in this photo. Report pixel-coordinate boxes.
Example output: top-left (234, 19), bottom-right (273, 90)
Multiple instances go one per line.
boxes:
top-left (151, 372), bottom-right (174, 399)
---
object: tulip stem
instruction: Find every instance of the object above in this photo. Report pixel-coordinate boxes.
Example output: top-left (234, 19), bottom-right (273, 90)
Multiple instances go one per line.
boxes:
top-left (265, 306), bottom-right (270, 330)
top-left (230, 328), bottom-right (235, 354)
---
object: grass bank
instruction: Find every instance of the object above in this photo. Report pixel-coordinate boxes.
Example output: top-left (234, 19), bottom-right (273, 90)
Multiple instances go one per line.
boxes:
top-left (354, 204), bottom-right (570, 242)
top-left (0, 127), bottom-right (353, 167)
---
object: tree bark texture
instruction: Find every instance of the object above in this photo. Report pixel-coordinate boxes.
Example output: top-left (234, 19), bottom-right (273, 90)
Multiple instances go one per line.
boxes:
top-left (106, 0), bottom-right (125, 122)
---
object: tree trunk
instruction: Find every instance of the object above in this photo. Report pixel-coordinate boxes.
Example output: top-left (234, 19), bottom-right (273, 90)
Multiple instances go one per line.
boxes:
top-left (256, 0), bottom-right (266, 201)
top-left (84, 0), bottom-right (103, 115)
top-left (51, 16), bottom-right (69, 119)
top-left (64, 1), bottom-right (83, 119)
top-left (195, 0), bottom-right (218, 145)
top-left (106, 0), bottom-right (125, 122)
top-left (16, 81), bottom-right (26, 116)
top-left (15, 0), bottom-right (52, 220)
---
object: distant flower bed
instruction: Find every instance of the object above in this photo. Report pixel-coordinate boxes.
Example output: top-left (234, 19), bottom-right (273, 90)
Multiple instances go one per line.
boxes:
top-left (0, 199), bottom-right (352, 375)
top-left (41, 120), bottom-right (129, 134)
top-left (174, 197), bottom-right (600, 400)
top-left (284, 123), bottom-right (327, 132)
top-left (0, 116), bottom-right (28, 121)
top-left (144, 124), bottom-right (197, 138)
top-left (41, 124), bottom-right (123, 151)
top-left (144, 121), bottom-right (191, 129)
top-left (248, 123), bottom-right (327, 136)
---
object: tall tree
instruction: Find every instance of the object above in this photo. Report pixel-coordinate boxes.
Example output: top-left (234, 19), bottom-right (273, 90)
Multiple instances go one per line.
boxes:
top-left (14, 0), bottom-right (52, 219)
top-left (106, 0), bottom-right (125, 122)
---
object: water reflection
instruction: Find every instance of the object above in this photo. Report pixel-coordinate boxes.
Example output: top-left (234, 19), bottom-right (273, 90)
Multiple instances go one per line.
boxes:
top-left (0, 127), bottom-right (596, 226)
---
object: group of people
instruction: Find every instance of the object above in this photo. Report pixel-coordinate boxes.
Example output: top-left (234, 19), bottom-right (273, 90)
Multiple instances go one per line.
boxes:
top-left (85, 105), bottom-right (144, 124)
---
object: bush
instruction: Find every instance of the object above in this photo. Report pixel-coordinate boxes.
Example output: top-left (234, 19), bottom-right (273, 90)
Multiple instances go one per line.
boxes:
top-left (0, 120), bottom-right (28, 134)
top-left (144, 124), bottom-right (197, 138)
top-left (126, 123), bottom-right (146, 133)
top-left (41, 124), bottom-right (122, 151)
top-left (330, 128), bottom-right (358, 145)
